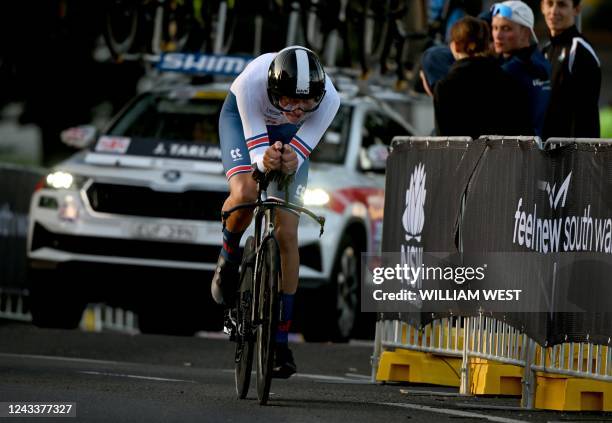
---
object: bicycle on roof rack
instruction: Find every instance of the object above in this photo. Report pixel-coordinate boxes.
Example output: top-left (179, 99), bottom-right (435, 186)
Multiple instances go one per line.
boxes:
top-left (223, 169), bottom-right (325, 405)
top-left (103, 0), bottom-right (213, 60)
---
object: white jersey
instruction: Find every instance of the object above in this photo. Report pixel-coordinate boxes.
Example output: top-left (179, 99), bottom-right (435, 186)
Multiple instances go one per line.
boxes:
top-left (230, 52), bottom-right (340, 171)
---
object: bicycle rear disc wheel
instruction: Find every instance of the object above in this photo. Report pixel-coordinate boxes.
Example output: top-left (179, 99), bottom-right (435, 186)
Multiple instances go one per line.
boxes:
top-left (235, 236), bottom-right (256, 399)
top-left (256, 237), bottom-right (280, 405)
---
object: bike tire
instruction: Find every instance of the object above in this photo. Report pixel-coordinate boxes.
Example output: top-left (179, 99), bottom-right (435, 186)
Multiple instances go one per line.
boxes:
top-left (235, 236), bottom-right (256, 399)
top-left (158, 0), bottom-right (197, 53)
top-left (256, 237), bottom-right (280, 405)
top-left (360, 0), bottom-right (390, 66)
top-left (103, 0), bottom-right (139, 59)
top-left (214, 0), bottom-right (238, 54)
top-left (300, 0), bottom-right (325, 55)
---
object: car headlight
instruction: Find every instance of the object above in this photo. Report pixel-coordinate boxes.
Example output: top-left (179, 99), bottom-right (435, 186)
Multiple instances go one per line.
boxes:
top-left (303, 188), bottom-right (330, 206)
top-left (41, 171), bottom-right (86, 190)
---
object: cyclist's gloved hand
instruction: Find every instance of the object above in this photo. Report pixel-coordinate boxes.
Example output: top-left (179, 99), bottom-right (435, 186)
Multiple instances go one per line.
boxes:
top-left (263, 141), bottom-right (283, 171)
top-left (280, 144), bottom-right (298, 175)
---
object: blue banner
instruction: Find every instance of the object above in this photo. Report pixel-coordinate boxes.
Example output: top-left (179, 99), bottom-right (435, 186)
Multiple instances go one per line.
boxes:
top-left (157, 53), bottom-right (253, 76)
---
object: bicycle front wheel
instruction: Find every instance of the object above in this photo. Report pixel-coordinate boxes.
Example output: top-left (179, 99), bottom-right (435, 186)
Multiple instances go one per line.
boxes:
top-left (235, 236), bottom-right (256, 399)
top-left (255, 237), bottom-right (280, 405)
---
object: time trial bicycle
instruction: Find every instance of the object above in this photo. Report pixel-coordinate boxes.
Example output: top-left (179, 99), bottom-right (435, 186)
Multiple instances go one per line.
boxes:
top-left (221, 169), bottom-right (325, 405)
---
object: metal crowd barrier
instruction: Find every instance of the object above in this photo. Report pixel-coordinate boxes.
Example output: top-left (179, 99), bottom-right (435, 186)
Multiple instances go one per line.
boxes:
top-left (544, 137), bottom-right (612, 149)
top-left (0, 287), bottom-right (31, 322)
top-left (0, 288), bottom-right (137, 334)
top-left (371, 316), bottom-right (612, 409)
top-left (390, 136), bottom-right (472, 150)
top-left (532, 342), bottom-right (612, 382)
top-left (80, 305), bottom-right (138, 334)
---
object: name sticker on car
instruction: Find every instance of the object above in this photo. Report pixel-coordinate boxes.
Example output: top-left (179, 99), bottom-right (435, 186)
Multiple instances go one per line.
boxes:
top-left (95, 136), bottom-right (131, 154)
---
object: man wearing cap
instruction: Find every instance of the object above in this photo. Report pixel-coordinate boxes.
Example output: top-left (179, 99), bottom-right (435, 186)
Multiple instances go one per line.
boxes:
top-left (492, 0), bottom-right (551, 137)
top-left (419, 45), bottom-right (456, 97)
top-left (541, 0), bottom-right (601, 139)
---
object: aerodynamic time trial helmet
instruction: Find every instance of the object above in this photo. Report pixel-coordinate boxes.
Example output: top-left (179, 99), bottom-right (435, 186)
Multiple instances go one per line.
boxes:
top-left (267, 46), bottom-right (326, 113)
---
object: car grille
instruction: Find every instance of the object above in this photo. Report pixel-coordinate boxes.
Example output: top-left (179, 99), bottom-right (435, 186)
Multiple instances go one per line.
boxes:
top-left (30, 223), bottom-right (321, 271)
top-left (31, 222), bottom-right (222, 263)
top-left (85, 183), bottom-right (227, 221)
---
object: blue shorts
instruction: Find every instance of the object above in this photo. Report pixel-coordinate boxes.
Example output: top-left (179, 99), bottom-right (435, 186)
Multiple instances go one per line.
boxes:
top-left (219, 92), bottom-right (309, 207)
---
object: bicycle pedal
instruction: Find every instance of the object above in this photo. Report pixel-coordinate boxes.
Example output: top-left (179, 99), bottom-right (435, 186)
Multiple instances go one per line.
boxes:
top-left (223, 309), bottom-right (238, 341)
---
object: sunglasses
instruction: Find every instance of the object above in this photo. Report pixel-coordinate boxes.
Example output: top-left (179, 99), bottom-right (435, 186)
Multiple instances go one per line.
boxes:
top-left (271, 92), bottom-right (326, 113)
top-left (493, 4), bottom-right (515, 18)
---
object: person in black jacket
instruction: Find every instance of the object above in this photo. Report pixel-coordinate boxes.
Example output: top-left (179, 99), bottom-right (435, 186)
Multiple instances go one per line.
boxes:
top-left (434, 16), bottom-right (532, 139)
top-left (541, 0), bottom-right (601, 138)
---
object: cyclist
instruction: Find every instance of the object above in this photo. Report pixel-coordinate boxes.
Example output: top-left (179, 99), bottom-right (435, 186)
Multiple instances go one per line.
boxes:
top-left (212, 46), bottom-right (340, 378)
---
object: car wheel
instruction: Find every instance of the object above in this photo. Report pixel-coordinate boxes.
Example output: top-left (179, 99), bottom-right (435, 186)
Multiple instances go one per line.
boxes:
top-left (29, 268), bottom-right (86, 329)
top-left (333, 235), bottom-right (360, 341)
top-left (301, 234), bottom-right (361, 342)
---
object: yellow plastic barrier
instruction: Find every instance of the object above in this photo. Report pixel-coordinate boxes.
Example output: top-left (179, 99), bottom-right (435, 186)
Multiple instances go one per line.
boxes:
top-left (535, 372), bottom-right (612, 411)
top-left (376, 349), bottom-right (462, 387)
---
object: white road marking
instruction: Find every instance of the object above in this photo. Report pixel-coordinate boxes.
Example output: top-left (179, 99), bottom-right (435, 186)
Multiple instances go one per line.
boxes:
top-left (222, 369), bottom-right (371, 384)
top-left (348, 339), bottom-right (374, 347)
top-left (379, 402), bottom-right (529, 423)
top-left (0, 352), bottom-right (121, 365)
top-left (344, 373), bottom-right (370, 380)
top-left (79, 371), bottom-right (195, 383)
top-left (295, 373), bottom-right (372, 384)
top-left (399, 388), bottom-right (461, 397)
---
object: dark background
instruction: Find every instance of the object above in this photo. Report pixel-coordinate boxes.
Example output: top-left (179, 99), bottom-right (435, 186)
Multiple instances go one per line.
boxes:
top-left (0, 0), bottom-right (610, 167)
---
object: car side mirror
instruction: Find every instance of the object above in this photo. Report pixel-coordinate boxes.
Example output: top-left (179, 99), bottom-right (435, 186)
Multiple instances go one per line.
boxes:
top-left (324, 131), bottom-right (341, 145)
top-left (360, 144), bottom-right (388, 171)
top-left (60, 125), bottom-right (97, 149)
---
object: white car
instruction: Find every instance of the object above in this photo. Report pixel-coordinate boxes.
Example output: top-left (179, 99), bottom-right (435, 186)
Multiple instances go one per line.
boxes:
top-left (26, 78), bottom-right (431, 339)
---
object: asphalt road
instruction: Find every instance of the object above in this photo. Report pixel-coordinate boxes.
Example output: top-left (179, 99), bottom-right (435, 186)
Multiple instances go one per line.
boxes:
top-left (0, 320), bottom-right (609, 423)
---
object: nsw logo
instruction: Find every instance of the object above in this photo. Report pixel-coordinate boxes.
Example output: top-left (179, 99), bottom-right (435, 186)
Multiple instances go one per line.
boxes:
top-left (402, 163), bottom-right (427, 242)
top-left (537, 172), bottom-right (572, 210)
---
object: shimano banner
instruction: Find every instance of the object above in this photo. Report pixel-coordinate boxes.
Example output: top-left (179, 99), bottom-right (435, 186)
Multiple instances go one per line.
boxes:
top-left (0, 164), bottom-right (45, 289)
top-left (158, 53), bottom-right (253, 76)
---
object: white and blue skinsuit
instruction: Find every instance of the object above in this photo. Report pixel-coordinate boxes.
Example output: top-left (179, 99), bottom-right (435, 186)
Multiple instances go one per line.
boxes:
top-left (219, 52), bottom-right (340, 205)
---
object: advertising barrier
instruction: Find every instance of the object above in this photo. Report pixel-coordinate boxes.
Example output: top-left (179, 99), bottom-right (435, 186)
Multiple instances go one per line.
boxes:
top-left (374, 136), bottom-right (612, 345)
top-left (371, 137), bottom-right (612, 411)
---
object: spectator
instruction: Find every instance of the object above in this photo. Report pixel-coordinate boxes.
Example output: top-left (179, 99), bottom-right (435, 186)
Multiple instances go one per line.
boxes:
top-left (434, 16), bottom-right (532, 138)
top-left (541, 0), bottom-right (601, 138)
top-left (492, 1), bottom-right (551, 137)
top-left (419, 45), bottom-right (455, 97)
top-left (429, 0), bottom-right (485, 42)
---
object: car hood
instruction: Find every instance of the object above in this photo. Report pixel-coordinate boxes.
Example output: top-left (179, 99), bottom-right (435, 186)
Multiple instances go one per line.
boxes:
top-left (56, 150), bottom-right (229, 193)
top-left (308, 163), bottom-right (384, 191)
top-left (55, 154), bottom-right (385, 195)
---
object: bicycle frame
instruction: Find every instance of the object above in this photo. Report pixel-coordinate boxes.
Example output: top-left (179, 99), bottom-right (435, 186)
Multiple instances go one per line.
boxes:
top-left (222, 175), bottom-right (325, 322)
top-left (225, 171), bottom-right (325, 403)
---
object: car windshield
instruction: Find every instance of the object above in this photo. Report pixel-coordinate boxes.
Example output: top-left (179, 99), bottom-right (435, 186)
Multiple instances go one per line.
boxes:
top-left (105, 92), bottom-right (351, 164)
top-left (107, 92), bottom-right (224, 145)
top-left (310, 104), bottom-right (352, 165)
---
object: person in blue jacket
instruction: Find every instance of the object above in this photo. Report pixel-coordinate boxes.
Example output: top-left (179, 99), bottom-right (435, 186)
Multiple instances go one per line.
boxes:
top-left (491, 1), bottom-right (551, 137)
